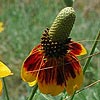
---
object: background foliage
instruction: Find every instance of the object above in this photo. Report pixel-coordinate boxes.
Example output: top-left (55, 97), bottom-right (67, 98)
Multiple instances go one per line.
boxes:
top-left (0, 0), bottom-right (100, 100)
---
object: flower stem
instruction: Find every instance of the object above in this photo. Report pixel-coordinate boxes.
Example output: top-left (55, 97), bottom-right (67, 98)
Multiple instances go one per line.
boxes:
top-left (70, 91), bottom-right (76, 100)
top-left (27, 84), bottom-right (38, 100)
top-left (63, 0), bottom-right (74, 7)
top-left (2, 78), bottom-right (9, 100)
top-left (83, 31), bottom-right (100, 74)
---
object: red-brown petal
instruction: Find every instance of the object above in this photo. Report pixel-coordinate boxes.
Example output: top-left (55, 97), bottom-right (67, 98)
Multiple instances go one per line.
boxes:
top-left (21, 44), bottom-right (43, 82)
top-left (64, 53), bottom-right (83, 95)
top-left (38, 58), bottom-right (65, 96)
top-left (69, 41), bottom-right (87, 56)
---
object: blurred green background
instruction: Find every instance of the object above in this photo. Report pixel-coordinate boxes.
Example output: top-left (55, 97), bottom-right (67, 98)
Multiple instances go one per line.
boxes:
top-left (0, 0), bottom-right (100, 100)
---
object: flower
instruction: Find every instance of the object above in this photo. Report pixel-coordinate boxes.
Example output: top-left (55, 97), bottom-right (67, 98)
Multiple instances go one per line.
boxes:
top-left (0, 22), bottom-right (4, 33)
top-left (0, 61), bottom-right (13, 95)
top-left (21, 7), bottom-right (87, 96)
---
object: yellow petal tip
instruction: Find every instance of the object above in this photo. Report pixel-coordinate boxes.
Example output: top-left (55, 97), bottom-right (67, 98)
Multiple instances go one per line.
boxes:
top-left (28, 80), bottom-right (37, 87)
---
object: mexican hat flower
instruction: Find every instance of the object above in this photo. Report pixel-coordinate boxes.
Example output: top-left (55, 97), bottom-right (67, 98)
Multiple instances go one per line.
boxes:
top-left (0, 61), bottom-right (13, 95)
top-left (21, 7), bottom-right (87, 96)
top-left (0, 22), bottom-right (4, 33)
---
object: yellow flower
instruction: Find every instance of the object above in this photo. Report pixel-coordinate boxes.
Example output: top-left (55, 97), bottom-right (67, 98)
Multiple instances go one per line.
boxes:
top-left (0, 22), bottom-right (4, 33)
top-left (0, 61), bottom-right (13, 95)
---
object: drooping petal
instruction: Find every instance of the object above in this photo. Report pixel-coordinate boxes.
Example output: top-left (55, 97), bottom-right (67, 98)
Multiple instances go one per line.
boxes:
top-left (69, 41), bottom-right (87, 56)
top-left (64, 53), bottom-right (83, 95)
top-left (0, 61), bottom-right (13, 78)
top-left (66, 69), bottom-right (83, 95)
top-left (28, 79), bottom-right (37, 87)
top-left (38, 58), bottom-right (65, 96)
top-left (38, 81), bottom-right (64, 96)
top-left (0, 80), bottom-right (3, 95)
top-left (21, 44), bottom-right (43, 83)
top-left (30, 44), bottom-right (42, 54)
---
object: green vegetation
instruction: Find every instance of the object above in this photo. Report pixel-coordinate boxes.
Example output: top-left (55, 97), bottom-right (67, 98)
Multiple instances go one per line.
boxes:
top-left (0, 0), bottom-right (100, 100)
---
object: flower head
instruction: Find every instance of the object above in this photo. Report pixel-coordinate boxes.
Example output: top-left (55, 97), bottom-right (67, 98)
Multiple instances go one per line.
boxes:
top-left (21, 7), bottom-right (87, 96)
top-left (0, 22), bottom-right (4, 33)
top-left (0, 61), bottom-right (13, 95)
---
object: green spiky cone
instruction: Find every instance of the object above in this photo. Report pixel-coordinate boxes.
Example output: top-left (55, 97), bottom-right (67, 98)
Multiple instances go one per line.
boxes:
top-left (48, 7), bottom-right (76, 42)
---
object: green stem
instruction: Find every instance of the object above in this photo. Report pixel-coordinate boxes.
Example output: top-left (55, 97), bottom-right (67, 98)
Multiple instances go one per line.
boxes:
top-left (2, 78), bottom-right (9, 100)
top-left (70, 91), bottom-right (76, 100)
top-left (63, 0), bottom-right (74, 7)
top-left (27, 84), bottom-right (38, 100)
top-left (83, 31), bottom-right (100, 74)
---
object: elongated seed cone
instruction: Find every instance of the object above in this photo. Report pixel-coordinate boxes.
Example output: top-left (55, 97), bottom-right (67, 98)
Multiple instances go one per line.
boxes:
top-left (48, 7), bottom-right (76, 42)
